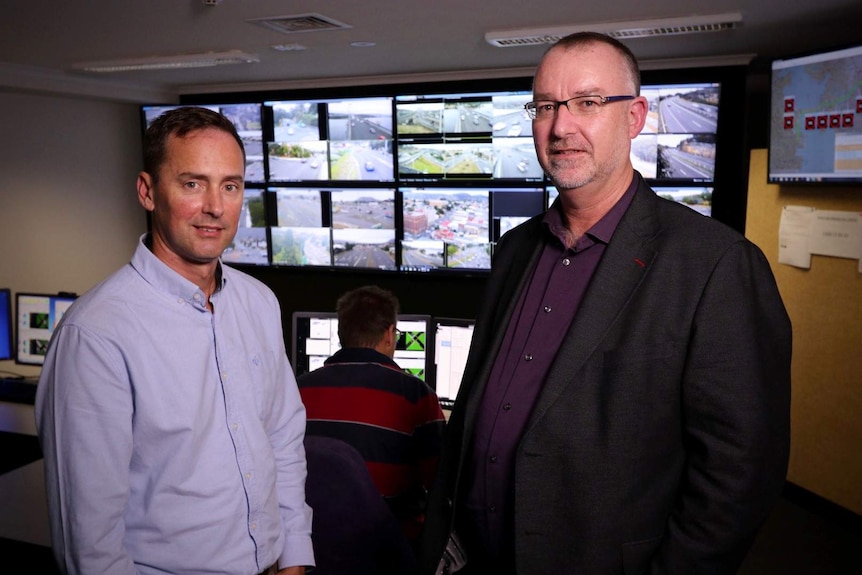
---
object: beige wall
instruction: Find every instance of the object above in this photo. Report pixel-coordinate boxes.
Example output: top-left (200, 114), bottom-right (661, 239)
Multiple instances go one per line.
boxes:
top-left (0, 91), bottom-right (145, 380)
top-left (745, 149), bottom-right (862, 515)
top-left (0, 90), bottom-right (146, 544)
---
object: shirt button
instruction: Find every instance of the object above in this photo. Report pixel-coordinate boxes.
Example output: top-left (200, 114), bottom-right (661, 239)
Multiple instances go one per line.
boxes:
top-left (543, 305), bottom-right (552, 313)
top-left (490, 455), bottom-right (498, 463)
top-left (246, 472), bottom-right (252, 480)
top-left (502, 403), bottom-right (512, 411)
top-left (524, 354), bottom-right (533, 361)
top-left (232, 423), bottom-right (238, 431)
top-left (488, 505), bottom-right (497, 513)
top-left (562, 258), bottom-right (571, 266)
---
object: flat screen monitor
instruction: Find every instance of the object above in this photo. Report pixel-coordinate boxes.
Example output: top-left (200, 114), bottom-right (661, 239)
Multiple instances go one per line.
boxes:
top-left (264, 97), bottom-right (395, 184)
top-left (222, 188), bottom-right (270, 266)
top-left (0, 288), bottom-right (13, 361)
top-left (400, 187), bottom-right (493, 272)
top-left (653, 186), bottom-right (714, 218)
top-left (492, 187), bottom-right (547, 241)
top-left (395, 89), bottom-right (539, 184)
top-left (269, 187), bottom-right (398, 270)
top-left (141, 103), bottom-right (266, 183)
top-left (768, 43), bottom-right (862, 184)
top-left (15, 292), bottom-right (78, 366)
top-left (330, 189), bottom-right (397, 271)
top-left (291, 312), bottom-right (431, 381)
top-left (634, 81), bottom-right (719, 183)
top-left (431, 317), bottom-right (475, 408)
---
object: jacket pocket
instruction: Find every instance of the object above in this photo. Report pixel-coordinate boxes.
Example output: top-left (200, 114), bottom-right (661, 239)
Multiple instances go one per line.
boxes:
top-left (622, 535), bottom-right (662, 574)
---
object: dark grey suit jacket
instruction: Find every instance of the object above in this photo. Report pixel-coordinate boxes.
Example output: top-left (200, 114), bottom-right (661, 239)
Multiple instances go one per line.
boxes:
top-left (419, 175), bottom-right (792, 575)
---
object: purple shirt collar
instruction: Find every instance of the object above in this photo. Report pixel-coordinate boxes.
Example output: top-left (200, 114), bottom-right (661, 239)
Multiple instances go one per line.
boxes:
top-left (543, 174), bottom-right (638, 248)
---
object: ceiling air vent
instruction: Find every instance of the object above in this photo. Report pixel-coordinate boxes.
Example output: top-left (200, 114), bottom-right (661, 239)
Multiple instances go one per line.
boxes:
top-left (485, 13), bottom-right (742, 47)
top-left (610, 21), bottom-right (739, 39)
top-left (247, 13), bottom-right (352, 35)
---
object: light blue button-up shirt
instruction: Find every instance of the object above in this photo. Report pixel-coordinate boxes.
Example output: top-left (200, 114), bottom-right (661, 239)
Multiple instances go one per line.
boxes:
top-left (35, 235), bottom-right (314, 575)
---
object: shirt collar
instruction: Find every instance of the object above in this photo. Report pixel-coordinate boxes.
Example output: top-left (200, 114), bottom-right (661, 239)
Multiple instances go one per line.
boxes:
top-left (131, 234), bottom-right (225, 312)
top-left (543, 174), bottom-right (638, 246)
top-left (325, 347), bottom-right (401, 370)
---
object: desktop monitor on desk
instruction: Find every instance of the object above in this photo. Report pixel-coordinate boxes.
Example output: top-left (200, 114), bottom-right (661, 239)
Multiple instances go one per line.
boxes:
top-left (15, 292), bottom-right (78, 366)
top-left (291, 311), bottom-right (432, 381)
top-left (0, 288), bottom-right (13, 361)
top-left (431, 317), bottom-right (475, 408)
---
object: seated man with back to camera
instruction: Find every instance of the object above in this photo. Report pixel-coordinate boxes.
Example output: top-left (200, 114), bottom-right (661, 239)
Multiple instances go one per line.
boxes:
top-left (297, 285), bottom-right (446, 549)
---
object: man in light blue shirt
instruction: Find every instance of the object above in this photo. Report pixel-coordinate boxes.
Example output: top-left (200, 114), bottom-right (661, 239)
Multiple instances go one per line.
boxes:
top-left (35, 107), bottom-right (314, 575)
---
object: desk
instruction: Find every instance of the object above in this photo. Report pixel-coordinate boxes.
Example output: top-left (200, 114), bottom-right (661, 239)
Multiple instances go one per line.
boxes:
top-left (0, 378), bottom-right (38, 405)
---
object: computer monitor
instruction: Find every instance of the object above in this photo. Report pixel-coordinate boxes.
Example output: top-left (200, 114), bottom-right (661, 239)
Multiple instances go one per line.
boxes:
top-left (393, 315), bottom-right (431, 381)
top-left (431, 317), bottom-right (475, 408)
top-left (0, 288), bottom-right (13, 361)
top-left (291, 311), bottom-right (431, 381)
top-left (15, 292), bottom-right (78, 366)
top-left (291, 311), bottom-right (340, 376)
top-left (768, 42), bottom-right (862, 185)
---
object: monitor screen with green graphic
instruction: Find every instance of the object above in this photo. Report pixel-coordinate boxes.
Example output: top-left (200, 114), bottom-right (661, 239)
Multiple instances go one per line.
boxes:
top-left (291, 311), bottom-right (431, 382)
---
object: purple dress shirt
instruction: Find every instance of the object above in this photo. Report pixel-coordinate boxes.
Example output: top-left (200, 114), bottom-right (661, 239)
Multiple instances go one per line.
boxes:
top-left (464, 177), bottom-right (637, 562)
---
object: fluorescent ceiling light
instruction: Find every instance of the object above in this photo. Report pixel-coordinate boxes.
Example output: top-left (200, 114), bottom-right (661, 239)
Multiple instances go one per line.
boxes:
top-left (486, 13), bottom-right (743, 47)
top-left (73, 50), bottom-right (260, 73)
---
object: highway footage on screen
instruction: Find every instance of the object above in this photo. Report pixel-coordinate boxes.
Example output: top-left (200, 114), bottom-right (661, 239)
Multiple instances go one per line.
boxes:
top-left (633, 83), bottom-right (719, 182)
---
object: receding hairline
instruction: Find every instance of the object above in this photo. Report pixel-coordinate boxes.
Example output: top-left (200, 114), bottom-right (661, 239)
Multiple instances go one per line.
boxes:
top-left (536, 33), bottom-right (641, 95)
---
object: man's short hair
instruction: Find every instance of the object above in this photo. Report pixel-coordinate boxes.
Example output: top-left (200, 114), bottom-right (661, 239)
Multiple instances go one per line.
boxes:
top-left (142, 106), bottom-right (245, 183)
top-left (544, 31), bottom-right (641, 95)
top-left (336, 285), bottom-right (400, 349)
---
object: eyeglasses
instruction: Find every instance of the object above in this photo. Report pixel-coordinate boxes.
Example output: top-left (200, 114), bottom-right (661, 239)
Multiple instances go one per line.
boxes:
top-left (524, 95), bottom-right (636, 120)
top-left (394, 327), bottom-right (403, 339)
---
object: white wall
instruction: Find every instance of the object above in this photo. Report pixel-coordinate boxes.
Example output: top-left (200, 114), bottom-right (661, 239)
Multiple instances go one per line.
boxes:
top-left (0, 90), bottom-right (146, 544)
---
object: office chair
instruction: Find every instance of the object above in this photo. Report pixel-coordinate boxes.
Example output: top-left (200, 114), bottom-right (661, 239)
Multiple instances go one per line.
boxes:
top-left (304, 435), bottom-right (417, 575)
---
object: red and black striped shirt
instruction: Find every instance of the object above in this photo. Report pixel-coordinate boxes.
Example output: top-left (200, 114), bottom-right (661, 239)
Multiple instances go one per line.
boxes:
top-left (297, 347), bottom-right (446, 540)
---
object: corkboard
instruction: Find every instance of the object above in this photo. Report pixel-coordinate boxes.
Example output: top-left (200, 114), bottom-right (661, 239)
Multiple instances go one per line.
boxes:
top-left (745, 149), bottom-right (862, 515)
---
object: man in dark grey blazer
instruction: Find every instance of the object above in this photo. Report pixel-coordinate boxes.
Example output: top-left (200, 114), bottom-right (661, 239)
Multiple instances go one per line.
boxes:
top-left (419, 32), bottom-right (791, 575)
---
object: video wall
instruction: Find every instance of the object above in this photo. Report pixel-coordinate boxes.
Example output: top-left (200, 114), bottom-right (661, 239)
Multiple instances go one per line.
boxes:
top-left (145, 67), bottom-right (747, 274)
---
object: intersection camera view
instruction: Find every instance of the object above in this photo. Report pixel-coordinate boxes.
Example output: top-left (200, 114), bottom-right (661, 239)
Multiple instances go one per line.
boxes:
top-left (396, 90), bottom-right (542, 183)
top-left (267, 98), bottom-right (395, 182)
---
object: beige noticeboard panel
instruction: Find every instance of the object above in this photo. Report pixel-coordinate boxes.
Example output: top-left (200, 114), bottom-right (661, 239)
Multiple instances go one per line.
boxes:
top-left (745, 149), bottom-right (862, 515)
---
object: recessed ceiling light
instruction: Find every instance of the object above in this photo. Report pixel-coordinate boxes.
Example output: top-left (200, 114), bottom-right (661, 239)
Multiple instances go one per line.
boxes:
top-left (272, 43), bottom-right (308, 52)
top-left (350, 41), bottom-right (376, 48)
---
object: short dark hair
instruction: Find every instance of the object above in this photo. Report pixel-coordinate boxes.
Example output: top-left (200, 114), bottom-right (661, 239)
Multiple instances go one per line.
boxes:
top-left (336, 285), bottom-right (400, 348)
top-left (142, 106), bottom-right (245, 183)
top-left (544, 31), bottom-right (641, 95)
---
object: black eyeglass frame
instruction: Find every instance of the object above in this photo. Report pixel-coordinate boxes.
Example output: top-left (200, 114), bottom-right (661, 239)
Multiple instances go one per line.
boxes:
top-left (524, 95), bottom-right (636, 119)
